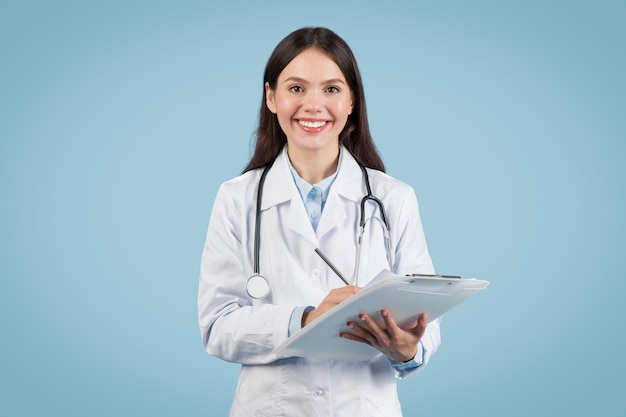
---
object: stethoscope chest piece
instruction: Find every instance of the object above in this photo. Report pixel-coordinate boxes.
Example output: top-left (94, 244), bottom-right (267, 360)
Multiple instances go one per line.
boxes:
top-left (246, 274), bottom-right (270, 299)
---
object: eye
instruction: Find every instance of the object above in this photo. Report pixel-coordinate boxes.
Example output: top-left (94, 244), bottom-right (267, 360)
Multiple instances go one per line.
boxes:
top-left (326, 86), bottom-right (340, 94)
top-left (289, 85), bottom-right (304, 93)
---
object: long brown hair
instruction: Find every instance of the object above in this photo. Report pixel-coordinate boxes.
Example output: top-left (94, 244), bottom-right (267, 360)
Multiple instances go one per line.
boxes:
top-left (243, 27), bottom-right (385, 173)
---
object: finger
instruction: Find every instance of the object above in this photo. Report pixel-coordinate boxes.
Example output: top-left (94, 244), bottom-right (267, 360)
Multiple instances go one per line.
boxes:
top-left (344, 320), bottom-right (378, 345)
top-left (408, 313), bottom-right (428, 338)
top-left (380, 309), bottom-right (402, 337)
top-left (339, 330), bottom-right (371, 345)
top-left (356, 314), bottom-right (389, 344)
top-left (321, 286), bottom-right (360, 308)
top-left (328, 285), bottom-right (360, 302)
top-left (335, 285), bottom-right (360, 294)
top-left (341, 285), bottom-right (361, 296)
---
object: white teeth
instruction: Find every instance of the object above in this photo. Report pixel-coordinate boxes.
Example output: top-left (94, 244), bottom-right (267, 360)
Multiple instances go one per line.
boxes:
top-left (299, 120), bottom-right (327, 128)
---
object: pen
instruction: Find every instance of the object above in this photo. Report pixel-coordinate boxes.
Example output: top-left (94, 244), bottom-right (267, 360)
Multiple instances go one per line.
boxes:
top-left (314, 248), bottom-right (351, 286)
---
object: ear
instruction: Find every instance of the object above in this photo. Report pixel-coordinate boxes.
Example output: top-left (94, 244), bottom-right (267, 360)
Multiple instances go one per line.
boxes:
top-left (265, 82), bottom-right (277, 114)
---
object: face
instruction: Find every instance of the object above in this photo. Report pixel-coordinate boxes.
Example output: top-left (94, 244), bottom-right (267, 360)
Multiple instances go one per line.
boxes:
top-left (266, 48), bottom-right (353, 158)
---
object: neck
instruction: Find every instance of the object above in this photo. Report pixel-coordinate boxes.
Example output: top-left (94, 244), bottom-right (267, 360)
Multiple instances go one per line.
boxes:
top-left (288, 146), bottom-right (339, 184)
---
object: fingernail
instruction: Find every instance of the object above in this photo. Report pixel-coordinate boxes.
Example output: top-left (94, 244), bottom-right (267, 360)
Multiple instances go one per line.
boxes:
top-left (381, 310), bottom-right (388, 317)
top-left (359, 315), bottom-right (366, 322)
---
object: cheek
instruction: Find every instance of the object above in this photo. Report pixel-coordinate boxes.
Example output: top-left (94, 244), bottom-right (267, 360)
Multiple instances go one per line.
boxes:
top-left (337, 96), bottom-right (354, 113)
top-left (334, 101), bottom-right (353, 120)
top-left (274, 101), bottom-right (297, 132)
top-left (275, 98), bottom-right (299, 119)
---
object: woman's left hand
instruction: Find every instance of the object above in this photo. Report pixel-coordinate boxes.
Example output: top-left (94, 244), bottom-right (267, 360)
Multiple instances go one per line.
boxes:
top-left (340, 310), bottom-right (428, 362)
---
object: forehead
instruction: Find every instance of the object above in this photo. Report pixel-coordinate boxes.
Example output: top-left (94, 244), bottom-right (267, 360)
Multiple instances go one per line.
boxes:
top-left (278, 48), bottom-right (347, 82)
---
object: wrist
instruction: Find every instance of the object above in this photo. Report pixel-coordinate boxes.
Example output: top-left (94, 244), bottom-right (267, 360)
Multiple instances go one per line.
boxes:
top-left (395, 347), bottom-right (418, 363)
top-left (301, 306), bottom-right (315, 327)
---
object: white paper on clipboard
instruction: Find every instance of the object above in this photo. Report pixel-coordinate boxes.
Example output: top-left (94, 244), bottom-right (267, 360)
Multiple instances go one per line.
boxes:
top-left (273, 270), bottom-right (489, 361)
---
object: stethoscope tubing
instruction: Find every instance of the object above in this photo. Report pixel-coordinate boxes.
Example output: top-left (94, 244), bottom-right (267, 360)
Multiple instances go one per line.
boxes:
top-left (248, 153), bottom-right (392, 298)
top-left (253, 157), bottom-right (276, 276)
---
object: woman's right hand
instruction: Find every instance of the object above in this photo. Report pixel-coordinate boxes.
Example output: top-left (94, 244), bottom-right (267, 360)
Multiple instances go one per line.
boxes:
top-left (301, 286), bottom-right (360, 327)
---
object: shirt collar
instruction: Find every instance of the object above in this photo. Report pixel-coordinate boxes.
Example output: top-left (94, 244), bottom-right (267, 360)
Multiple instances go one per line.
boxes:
top-left (260, 145), bottom-right (364, 211)
top-left (287, 150), bottom-right (340, 205)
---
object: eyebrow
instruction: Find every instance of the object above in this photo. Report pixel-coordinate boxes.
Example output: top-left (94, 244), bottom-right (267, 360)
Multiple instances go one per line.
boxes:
top-left (283, 76), bottom-right (347, 85)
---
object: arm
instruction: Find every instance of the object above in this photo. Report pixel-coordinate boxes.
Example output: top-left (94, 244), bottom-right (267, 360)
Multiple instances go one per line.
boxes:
top-left (198, 183), bottom-right (296, 365)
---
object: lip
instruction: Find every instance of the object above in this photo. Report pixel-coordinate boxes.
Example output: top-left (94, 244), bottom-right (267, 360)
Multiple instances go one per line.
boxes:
top-left (296, 118), bottom-right (330, 133)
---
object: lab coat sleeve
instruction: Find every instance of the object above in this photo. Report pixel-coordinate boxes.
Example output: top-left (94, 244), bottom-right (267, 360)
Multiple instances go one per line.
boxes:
top-left (198, 183), bottom-right (296, 365)
top-left (389, 185), bottom-right (442, 378)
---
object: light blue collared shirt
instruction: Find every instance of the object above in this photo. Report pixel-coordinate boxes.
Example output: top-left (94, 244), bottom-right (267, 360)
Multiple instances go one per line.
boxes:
top-left (288, 161), bottom-right (337, 232)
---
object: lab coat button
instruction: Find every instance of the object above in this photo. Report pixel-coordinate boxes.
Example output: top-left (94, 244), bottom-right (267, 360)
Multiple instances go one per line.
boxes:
top-left (310, 269), bottom-right (319, 278)
top-left (313, 387), bottom-right (326, 398)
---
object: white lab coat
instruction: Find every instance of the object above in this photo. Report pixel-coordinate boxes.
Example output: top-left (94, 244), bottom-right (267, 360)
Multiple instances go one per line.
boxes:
top-left (198, 146), bottom-right (440, 417)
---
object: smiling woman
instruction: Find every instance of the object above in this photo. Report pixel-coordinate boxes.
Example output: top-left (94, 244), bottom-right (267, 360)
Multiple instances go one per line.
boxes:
top-left (244, 27), bottom-right (385, 175)
top-left (198, 27), bottom-right (440, 417)
top-left (265, 48), bottom-right (353, 180)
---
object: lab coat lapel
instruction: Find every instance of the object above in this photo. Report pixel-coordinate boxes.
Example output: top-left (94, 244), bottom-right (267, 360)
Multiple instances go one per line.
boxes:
top-left (316, 149), bottom-right (364, 238)
top-left (261, 147), bottom-right (318, 246)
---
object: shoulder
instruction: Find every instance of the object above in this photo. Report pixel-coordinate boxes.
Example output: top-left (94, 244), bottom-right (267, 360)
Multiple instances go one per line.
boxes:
top-left (366, 169), bottom-right (415, 199)
top-left (365, 169), bottom-right (424, 224)
top-left (336, 149), bottom-right (417, 205)
top-left (212, 169), bottom-right (262, 212)
top-left (218, 170), bottom-right (260, 194)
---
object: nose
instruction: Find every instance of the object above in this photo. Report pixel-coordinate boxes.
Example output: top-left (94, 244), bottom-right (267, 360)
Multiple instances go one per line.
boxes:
top-left (303, 90), bottom-right (323, 112)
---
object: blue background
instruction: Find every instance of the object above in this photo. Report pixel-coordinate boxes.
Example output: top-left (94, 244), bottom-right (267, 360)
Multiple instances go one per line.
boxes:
top-left (1, 0), bottom-right (624, 416)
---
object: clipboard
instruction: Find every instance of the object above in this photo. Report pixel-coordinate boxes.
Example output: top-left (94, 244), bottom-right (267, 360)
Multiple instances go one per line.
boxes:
top-left (273, 270), bottom-right (489, 361)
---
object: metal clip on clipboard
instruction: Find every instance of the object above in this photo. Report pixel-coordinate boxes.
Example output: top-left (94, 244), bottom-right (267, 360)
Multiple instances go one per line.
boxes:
top-left (406, 273), bottom-right (461, 279)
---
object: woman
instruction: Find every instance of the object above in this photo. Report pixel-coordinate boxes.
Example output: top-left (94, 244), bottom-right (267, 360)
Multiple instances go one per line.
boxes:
top-left (198, 27), bottom-right (440, 416)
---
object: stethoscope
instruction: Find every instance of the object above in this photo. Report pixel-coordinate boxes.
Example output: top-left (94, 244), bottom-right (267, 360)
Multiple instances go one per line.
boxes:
top-left (245, 155), bottom-right (394, 299)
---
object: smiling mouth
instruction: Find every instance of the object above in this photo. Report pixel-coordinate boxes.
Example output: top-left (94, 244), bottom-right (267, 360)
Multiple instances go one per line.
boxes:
top-left (298, 120), bottom-right (327, 128)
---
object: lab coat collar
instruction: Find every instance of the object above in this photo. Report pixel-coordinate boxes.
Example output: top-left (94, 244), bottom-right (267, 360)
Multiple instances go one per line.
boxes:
top-left (259, 146), bottom-right (298, 210)
top-left (333, 146), bottom-right (368, 203)
top-left (260, 145), bottom-right (365, 208)
top-left (260, 145), bottom-right (366, 242)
